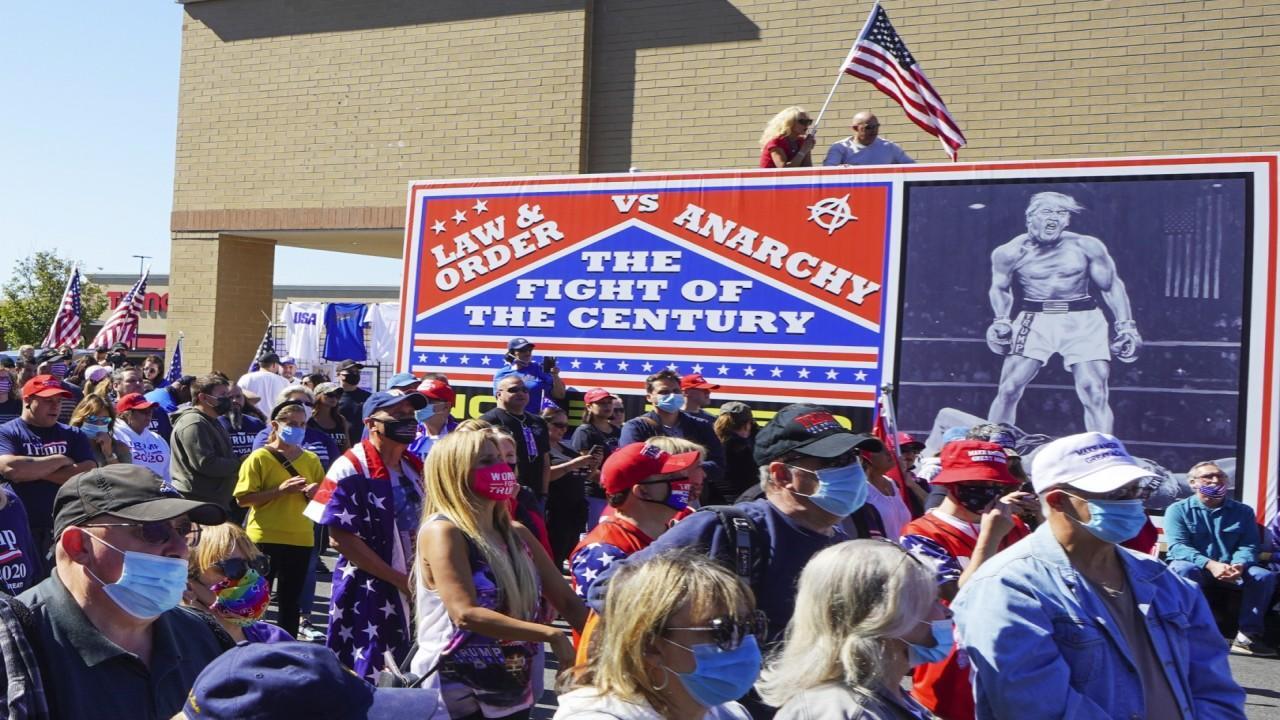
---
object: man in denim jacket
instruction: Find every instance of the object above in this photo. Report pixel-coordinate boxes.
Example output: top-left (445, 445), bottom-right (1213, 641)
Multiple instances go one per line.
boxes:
top-left (954, 432), bottom-right (1245, 720)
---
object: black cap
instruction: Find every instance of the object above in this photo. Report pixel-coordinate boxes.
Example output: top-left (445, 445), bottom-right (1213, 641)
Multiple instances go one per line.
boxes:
top-left (257, 352), bottom-right (281, 366)
top-left (752, 404), bottom-right (881, 465)
top-left (176, 374), bottom-right (197, 387)
top-left (0, 357), bottom-right (15, 369)
top-left (52, 465), bottom-right (227, 537)
top-left (336, 359), bottom-right (365, 373)
top-left (109, 342), bottom-right (129, 352)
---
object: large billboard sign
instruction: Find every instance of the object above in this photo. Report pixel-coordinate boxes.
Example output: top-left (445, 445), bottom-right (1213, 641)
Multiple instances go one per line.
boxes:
top-left (399, 155), bottom-right (1280, 520)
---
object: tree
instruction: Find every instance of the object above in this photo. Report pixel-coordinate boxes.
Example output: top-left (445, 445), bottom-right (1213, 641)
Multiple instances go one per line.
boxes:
top-left (0, 251), bottom-right (109, 349)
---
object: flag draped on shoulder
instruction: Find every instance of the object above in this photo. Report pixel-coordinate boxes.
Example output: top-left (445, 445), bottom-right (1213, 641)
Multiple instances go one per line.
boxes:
top-left (843, 2), bottom-right (966, 159)
top-left (41, 266), bottom-right (84, 349)
top-left (90, 268), bottom-right (148, 350)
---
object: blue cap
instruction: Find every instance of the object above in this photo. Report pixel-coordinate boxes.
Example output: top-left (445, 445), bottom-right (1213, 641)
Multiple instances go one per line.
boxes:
top-left (385, 372), bottom-right (418, 390)
top-left (506, 337), bottom-right (534, 352)
top-left (362, 390), bottom-right (427, 419)
top-left (183, 641), bottom-right (437, 719)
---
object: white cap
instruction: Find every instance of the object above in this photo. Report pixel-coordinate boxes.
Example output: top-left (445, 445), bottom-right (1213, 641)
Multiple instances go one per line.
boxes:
top-left (1030, 432), bottom-right (1156, 494)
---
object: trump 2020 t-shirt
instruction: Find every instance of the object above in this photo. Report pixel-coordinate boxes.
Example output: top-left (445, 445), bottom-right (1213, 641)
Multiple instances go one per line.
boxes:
top-left (0, 419), bottom-right (93, 533)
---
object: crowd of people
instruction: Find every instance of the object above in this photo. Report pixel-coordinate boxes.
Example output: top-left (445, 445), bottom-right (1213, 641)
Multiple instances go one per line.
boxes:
top-left (0, 337), bottom-right (1273, 720)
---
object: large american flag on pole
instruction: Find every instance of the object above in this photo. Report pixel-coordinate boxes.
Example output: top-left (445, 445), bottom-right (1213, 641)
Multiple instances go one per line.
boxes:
top-left (843, 3), bottom-right (966, 159)
top-left (41, 266), bottom-right (84, 349)
top-left (90, 269), bottom-right (148, 350)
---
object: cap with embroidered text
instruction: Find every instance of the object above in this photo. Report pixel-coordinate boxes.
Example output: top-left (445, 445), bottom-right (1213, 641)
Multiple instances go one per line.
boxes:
top-left (1030, 431), bottom-right (1156, 494)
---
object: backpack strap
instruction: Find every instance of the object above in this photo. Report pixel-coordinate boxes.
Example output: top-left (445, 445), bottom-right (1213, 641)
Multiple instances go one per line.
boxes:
top-left (698, 505), bottom-right (769, 585)
top-left (265, 447), bottom-right (302, 477)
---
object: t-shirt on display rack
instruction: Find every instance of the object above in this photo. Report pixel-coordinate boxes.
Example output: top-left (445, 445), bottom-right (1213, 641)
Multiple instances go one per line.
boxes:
top-left (276, 301), bottom-right (400, 391)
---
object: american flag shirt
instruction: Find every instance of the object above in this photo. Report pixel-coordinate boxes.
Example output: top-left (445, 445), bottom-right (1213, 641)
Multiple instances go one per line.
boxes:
top-left (568, 515), bottom-right (654, 601)
top-left (303, 440), bottom-right (424, 680)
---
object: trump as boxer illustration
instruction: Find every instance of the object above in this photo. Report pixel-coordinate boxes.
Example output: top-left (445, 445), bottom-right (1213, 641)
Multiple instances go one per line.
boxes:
top-left (986, 191), bottom-right (1142, 434)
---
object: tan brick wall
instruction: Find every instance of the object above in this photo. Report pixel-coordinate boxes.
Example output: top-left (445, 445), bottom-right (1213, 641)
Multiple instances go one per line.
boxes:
top-left (168, 234), bottom-right (276, 373)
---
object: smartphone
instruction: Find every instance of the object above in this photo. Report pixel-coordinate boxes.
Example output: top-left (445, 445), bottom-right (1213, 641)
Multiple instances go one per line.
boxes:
top-left (542, 356), bottom-right (557, 372)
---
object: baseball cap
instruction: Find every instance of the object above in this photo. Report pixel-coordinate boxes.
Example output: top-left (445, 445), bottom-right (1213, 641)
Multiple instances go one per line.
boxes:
top-left (601, 443), bottom-right (701, 495)
top-left (385, 372), bottom-right (418, 390)
top-left (680, 373), bottom-right (721, 392)
top-left (583, 388), bottom-right (617, 404)
top-left (718, 401), bottom-right (752, 419)
top-left (257, 352), bottom-right (282, 366)
top-left (183, 641), bottom-right (437, 720)
top-left (314, 382), bottom-right (342, 397)
top-left (506, 337), bottom-right (535, 352)
top-left (362, 390), bottom-right (427, 420)
top-left (109, 341), bottom-right (129, 352)
top-left (115, 392), bottom-right (157, 414)
top-left (418, 379), bottom-right (456, 405)
top-left (279, 355), bottom-right (296, 366)
top-left (896, 432), bottom-right (926, 451)
top-left (1030, 432), bottom-right (1157, 495)
top-left (336, 360), bottom-right (365, 373)
top-left (931, 441), bottom-right (1019, 485)
top-left (22, 375), bottom-right (72, 399)
top-left (53, 464), bottom-right (226, 537)
top-left (753, 404), bottom-right (880, 465)
top-left (85, 365), bottom-right (113, 384)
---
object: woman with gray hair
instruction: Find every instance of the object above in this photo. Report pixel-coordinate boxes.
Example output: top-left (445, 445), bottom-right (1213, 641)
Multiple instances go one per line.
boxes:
top-left (757, 539), bottom-right (950, 719)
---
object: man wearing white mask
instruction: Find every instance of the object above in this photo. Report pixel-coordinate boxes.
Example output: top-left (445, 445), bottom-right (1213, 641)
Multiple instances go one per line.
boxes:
top-left (19, 464), bottom-right (228, 720)
top-left (953, 432), bottom-right (1245, 720)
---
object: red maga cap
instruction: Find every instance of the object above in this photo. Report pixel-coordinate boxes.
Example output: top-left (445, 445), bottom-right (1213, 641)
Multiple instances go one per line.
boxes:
top-left (601, 442), bottom-right (700, 495)
top-left (115, 393), bottom-right (158, 414)
top-left (680, 373), bottom-right (721, 392)
top-left (931, 440), bottom-right (1018, 485)
top-left (22, 375), bottom-right (72, 399)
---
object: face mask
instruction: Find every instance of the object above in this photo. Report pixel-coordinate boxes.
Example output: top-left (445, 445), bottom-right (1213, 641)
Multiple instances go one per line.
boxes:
top-left (80, 530), bottom-right (189, 620)
top-left (951, 484), bottom-right (1006, 514)
top-left (206, 394), bottom-right (232, 415)
top-left (473, 463), bottom-right (519, 500)
top-left (379, 418), bottom-right (418, 444)
top-left (49, 363), bottom-right (68, 379)
top-left (638, 479), bottom-right (692, 511)
top-left (653, 392), bottom-right (685, 413)
top-left (277, 425), bottom-right (306, 446)
top-left (788, 461), bottom-right (869, 517)
top-left (81, 422), bottom-right (111, 438)
top-left (665, 635), bottom-right (762, 708)
top-left (907, 619), bottom-right (956, 667)
top-left (341, 372), bottom-right (361, 385)
top-left (0, 378), bottom-right (11, 395)
top-left (1198, 483), bottom-right (1227, 499)
top-left (209, 569), bottom-right (271, 627)
top-left (1063, 494), bottom-right (1147, 544)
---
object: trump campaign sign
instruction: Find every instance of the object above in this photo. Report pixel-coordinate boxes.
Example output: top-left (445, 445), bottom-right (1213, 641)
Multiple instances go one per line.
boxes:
top-left (397, 170), bottom-right (901, 408)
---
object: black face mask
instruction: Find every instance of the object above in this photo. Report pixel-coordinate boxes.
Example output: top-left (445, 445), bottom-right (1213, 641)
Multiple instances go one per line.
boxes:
top-left (205, 394), bottom-right (233, 416)
top-left (341, 373), bottom-right (361, 386)
top-left (378, 418), bottom-right (418, 444)
top-left (951, 484), bottom-right (1007, 514)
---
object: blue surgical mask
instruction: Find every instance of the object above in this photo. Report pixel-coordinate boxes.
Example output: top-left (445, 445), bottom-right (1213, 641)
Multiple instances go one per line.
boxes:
top-left (653, 392), bottom-right (685, 413)
top-left (277, 425), bottom-right (306, 446)
top-left (414, 406), bottom-right (434, 423)
top-left (787, 461), bottom-right (869, 517)
top-left (80, 531), bottom-right (189, 620)
top-left (81, 422), bottom-right (111, 437)
top-left (907, 619), bottom-right (956, 667)
top-left (1065, 494), bottom-right (1148, 544)
top-left (663, 635), bottom-right (762, 708)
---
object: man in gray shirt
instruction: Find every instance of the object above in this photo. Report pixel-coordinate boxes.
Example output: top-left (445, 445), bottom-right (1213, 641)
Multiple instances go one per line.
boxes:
top-left (823, 112), bottom-right (915, 166)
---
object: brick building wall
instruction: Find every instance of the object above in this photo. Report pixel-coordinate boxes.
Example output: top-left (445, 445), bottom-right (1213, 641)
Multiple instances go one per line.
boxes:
top-left (169, 0), bottom-right (1279, 371)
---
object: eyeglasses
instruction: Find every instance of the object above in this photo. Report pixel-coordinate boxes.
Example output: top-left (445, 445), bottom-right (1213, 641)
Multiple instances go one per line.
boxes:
top-left (86, 415), bottom-right (111, 425)
top-left (214, 555), bottom-right (270, 580)
top-left (81, 520), bottom-right (201, 547)
top-left (795, 117), bottom-right (813, 126)
top-left (665, 610), bottom-right (768, 651)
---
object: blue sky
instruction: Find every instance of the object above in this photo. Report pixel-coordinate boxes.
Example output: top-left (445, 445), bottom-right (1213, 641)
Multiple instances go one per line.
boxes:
top-left (0, 3), bottom-right (401, 287)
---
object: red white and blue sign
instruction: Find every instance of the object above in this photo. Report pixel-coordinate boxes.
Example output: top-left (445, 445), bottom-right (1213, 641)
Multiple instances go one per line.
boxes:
top-left (398, 172), bottom-right (898, 408)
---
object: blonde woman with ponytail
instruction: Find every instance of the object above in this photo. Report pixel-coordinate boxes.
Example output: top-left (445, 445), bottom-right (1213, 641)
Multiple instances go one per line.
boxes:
top-left (756, 540), bottom-right (950, 719)
top-left (411, 430), bottom-right (587, 720)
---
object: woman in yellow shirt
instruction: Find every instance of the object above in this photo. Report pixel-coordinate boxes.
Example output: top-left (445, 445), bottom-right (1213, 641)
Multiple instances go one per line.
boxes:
top-left (233, 400), bottom-right (323, 638)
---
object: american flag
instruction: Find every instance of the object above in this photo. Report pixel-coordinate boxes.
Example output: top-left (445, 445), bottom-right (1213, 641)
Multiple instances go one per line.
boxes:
top-left (166, 333), bottom-right (185, 384)
top-left (89, 268), bottom-right (148, 350)
top-left (41, 266), bottom-right (84, 349)
top-left (843, 3), bottom-right (966, 159)
top-left (247, 322), bottom-right (276, 373)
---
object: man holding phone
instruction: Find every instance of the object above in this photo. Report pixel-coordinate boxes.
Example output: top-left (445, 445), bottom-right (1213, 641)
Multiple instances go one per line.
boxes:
top-left (491, 337), bottom-right (565, 410)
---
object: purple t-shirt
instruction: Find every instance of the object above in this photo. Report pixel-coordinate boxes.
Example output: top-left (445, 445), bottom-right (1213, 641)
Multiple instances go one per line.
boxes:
top-left (0, 418), bottom-right (93, 534)
top-left (0, 486), bottom-right (42, 594)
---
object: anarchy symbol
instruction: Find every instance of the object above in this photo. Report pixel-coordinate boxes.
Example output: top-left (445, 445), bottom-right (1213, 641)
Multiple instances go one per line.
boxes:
top-left (806, 194), bottom-right (858, 236)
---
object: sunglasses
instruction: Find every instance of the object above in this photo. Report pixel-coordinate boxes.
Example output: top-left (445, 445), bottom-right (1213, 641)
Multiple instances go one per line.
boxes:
top-left (214, 555), bottom-right (270, 580)
top-left (666, 610), bottom-right (768, 651)
top-left (503, 387), bottom-right (529, 394)
top-left (82, 520), bottom-right (200, 547)
top-left (796, 117), bottom-right (813, 126)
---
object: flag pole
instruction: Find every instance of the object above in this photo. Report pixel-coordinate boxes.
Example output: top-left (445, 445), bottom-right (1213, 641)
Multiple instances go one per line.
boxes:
top-left (813, 1), bottom-right (881, 132)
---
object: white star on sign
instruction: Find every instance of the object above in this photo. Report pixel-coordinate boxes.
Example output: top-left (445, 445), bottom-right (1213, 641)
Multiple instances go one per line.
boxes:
top-left (570, 358), bottom-right (581, 369)
top-left (473, 199), bottom-right (489, 213)
top-left (825, 369), bottom-right (839, 380)
top-left (716, 365), bottom-right (730, 376)
top-left (335, 509), bottom-right (356, 527)
top-left (337, 624), bottom-right (353, 642)
top-left (340, 562), bottom-right (357, 579)
top-left (641, 362), bottom-right (653, 372)
top-left (381, 600), bottom-right (397, 618)
top-left (437, 354), bottom-right (449, 363)
top-left (770, 367), bottom-right (783, 377)
top-left (797, 368), bottom-right (811, 379)
top-left (452, 209), bottom-right (467, 224)
top-left (459, 355), bottom-right (470, 365)
top-left (667, 363), bottom-right (678, 371)
top-left (617, 361), bottom-right (629, 371)
top-left (417, 354), bottom-right (428, 364)
top-left (691, 363), bottom-right (704, 373)
top-left (480, 356), bottom-right (492, 366)
top-left (743, 366), bottom-right (756, 377)
top-left (593, 360), bottom-right (605, 370)
top-left (431, 220), bottom-right (447, 235)
top-left (854, 370), bottom-right (868, 381)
